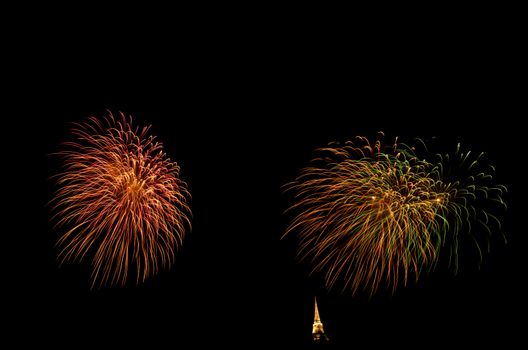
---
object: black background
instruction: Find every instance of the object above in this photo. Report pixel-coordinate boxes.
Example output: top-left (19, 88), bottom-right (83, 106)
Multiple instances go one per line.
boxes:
top-left (9, 12), bottom-right (525, 348)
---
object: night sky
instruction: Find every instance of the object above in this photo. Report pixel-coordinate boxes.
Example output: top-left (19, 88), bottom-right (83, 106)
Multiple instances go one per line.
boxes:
top-left (11, 18), bottom-right (524, 348)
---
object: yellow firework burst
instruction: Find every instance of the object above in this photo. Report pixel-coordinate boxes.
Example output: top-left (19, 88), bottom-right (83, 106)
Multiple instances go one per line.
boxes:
top-left (283, 134), bottom-right (506, 296)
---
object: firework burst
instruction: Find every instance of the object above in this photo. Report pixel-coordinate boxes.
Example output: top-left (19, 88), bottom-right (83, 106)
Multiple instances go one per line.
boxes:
top-left (51, 112), bottom-right (191, 288)
top-left (283, 133), bottom-right (506, 296)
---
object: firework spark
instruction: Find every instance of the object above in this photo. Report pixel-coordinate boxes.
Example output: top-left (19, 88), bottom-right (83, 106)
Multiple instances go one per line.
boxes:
top-left (283, 133), bottom-right (506, 296)
top-left (51, 112), bottom-right (191, 288)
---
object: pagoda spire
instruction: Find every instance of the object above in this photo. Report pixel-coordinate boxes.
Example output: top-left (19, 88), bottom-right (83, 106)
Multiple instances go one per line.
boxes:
top-left (312, 297), bottom-right (329, 342)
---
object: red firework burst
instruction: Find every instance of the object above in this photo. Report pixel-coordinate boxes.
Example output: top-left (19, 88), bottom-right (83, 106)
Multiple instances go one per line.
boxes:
top-left (51, 112), bottom-right (191, 288)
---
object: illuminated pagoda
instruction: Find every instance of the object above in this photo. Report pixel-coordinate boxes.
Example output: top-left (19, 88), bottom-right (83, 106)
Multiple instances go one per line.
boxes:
top-left (312, 297), bottom-right (329, 342)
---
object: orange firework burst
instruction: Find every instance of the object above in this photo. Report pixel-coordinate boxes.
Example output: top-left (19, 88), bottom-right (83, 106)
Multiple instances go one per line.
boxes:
top-left (51, 112), bottom-right (191, 288)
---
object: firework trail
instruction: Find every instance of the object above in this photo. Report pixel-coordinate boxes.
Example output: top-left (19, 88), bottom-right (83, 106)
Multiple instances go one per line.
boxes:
top-left (51, 112), bottom-right (191, 288)
top-left (283, 132), bottom-right (506, 296)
